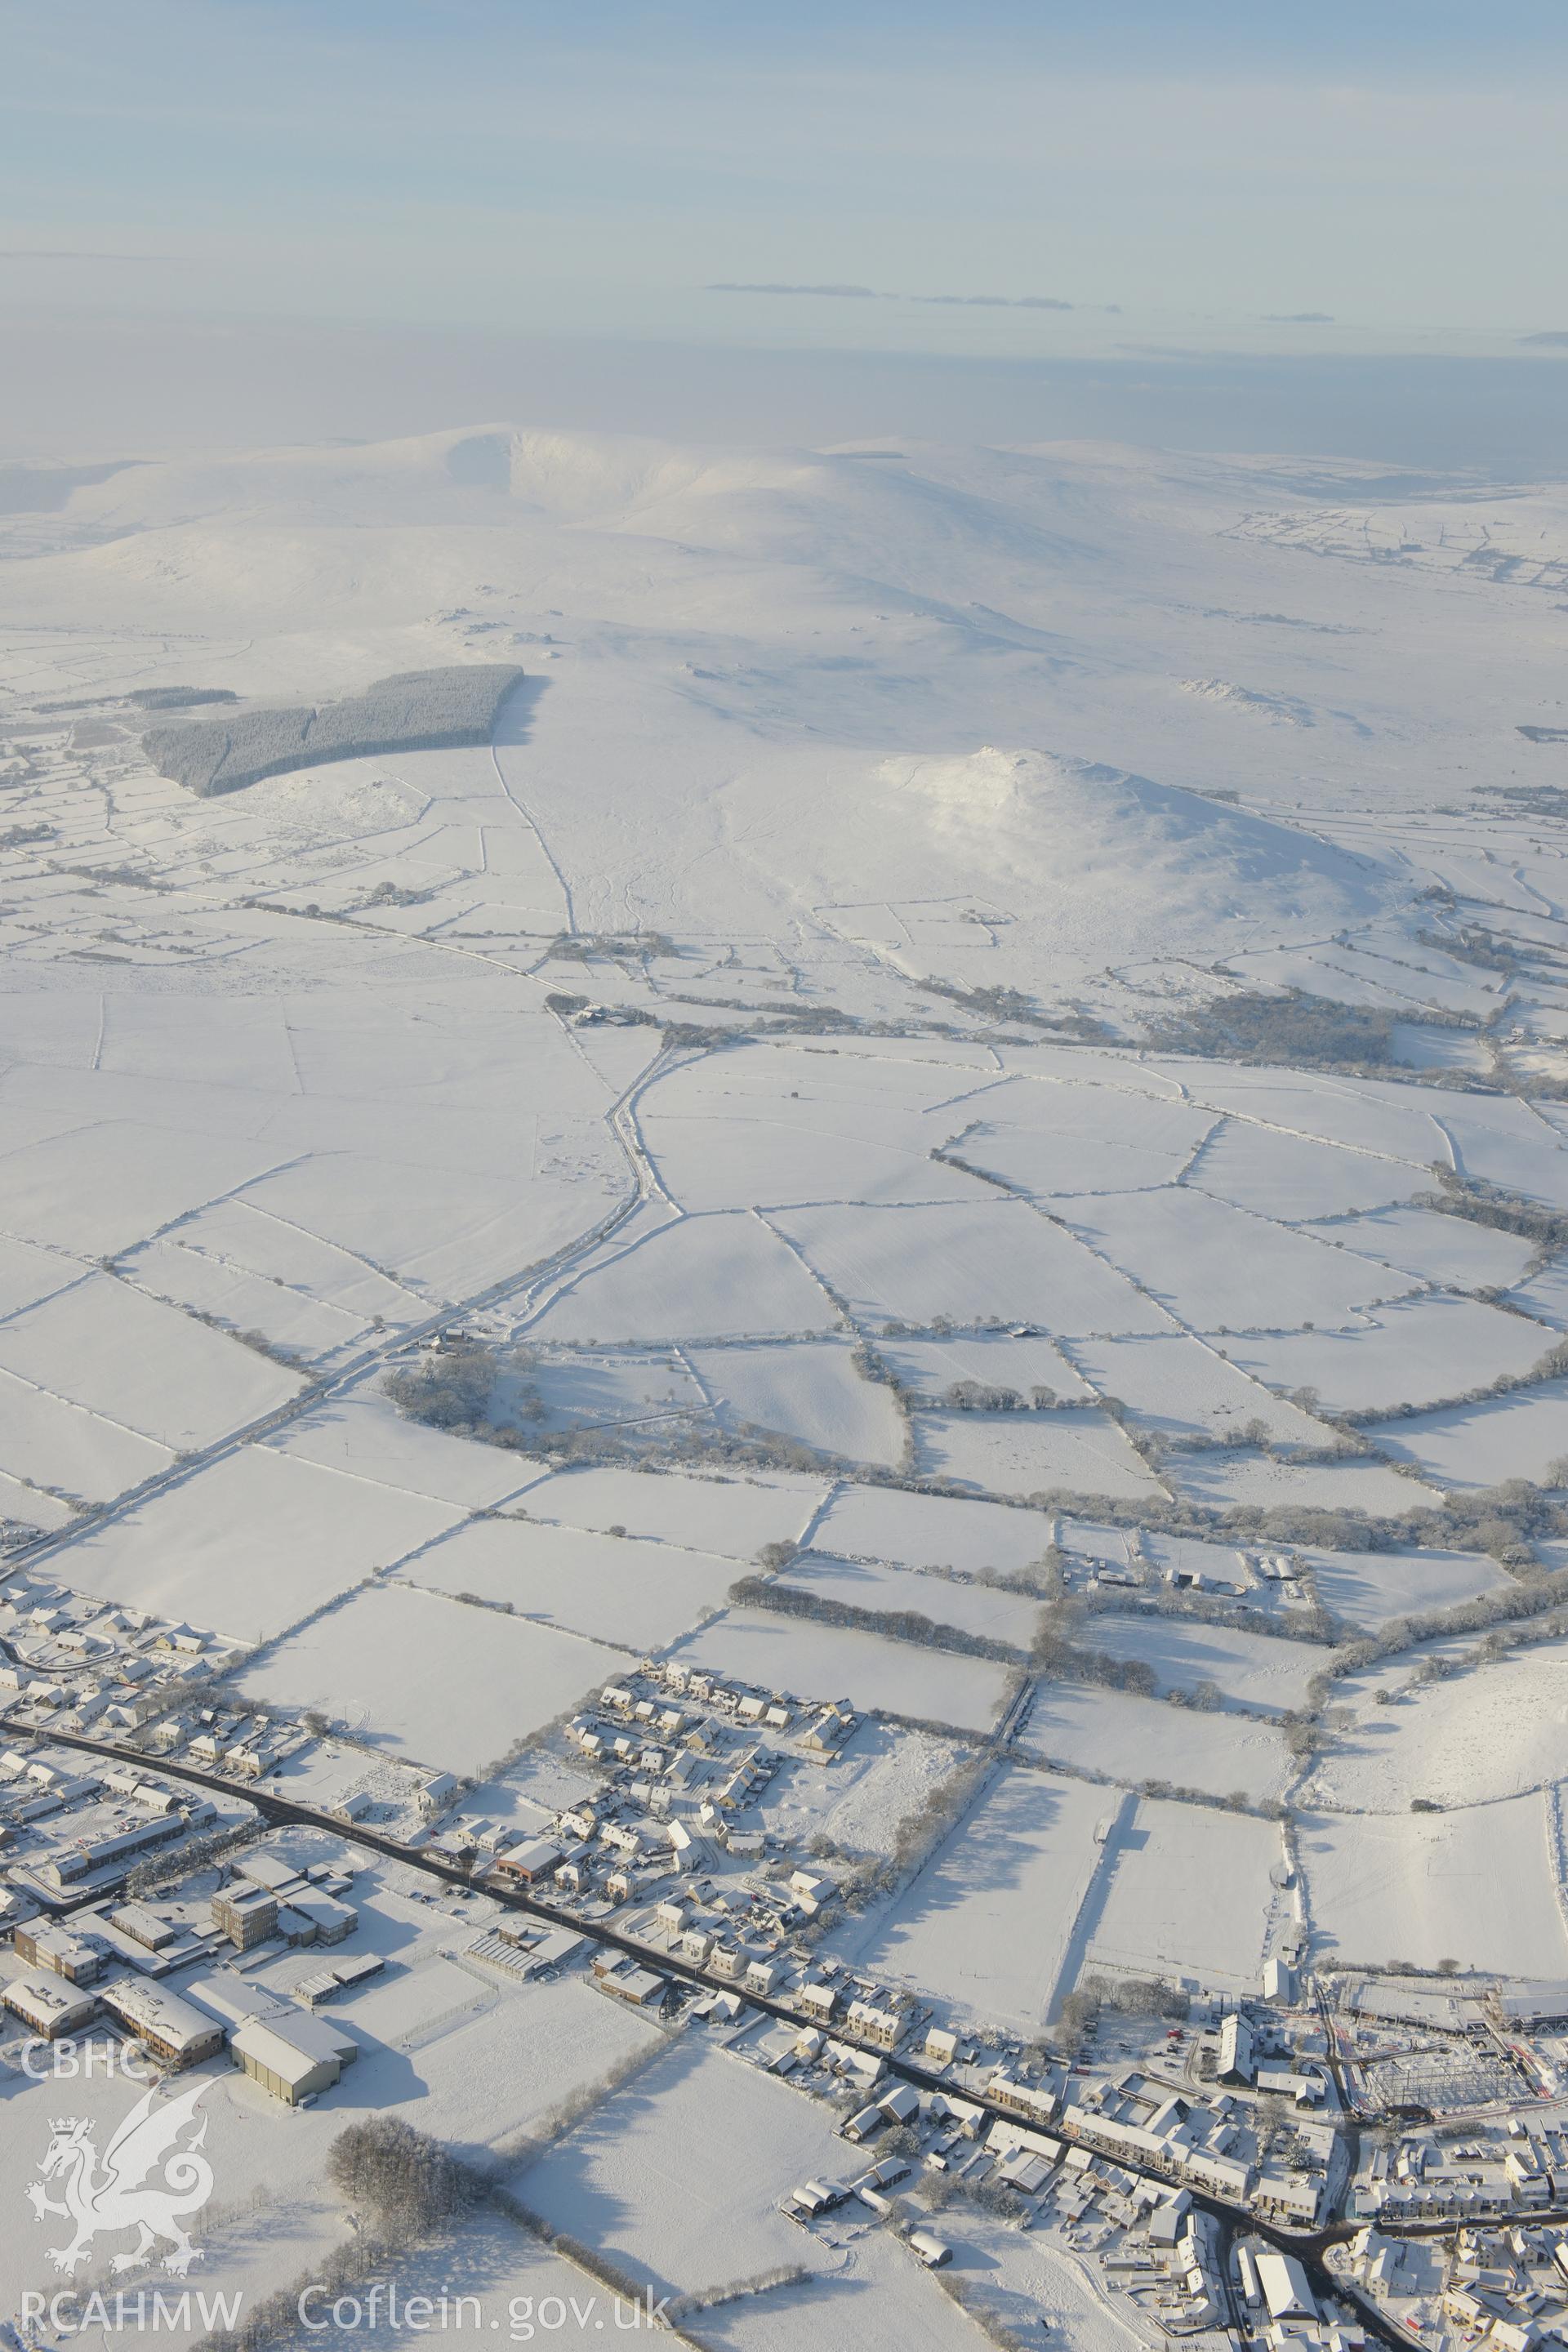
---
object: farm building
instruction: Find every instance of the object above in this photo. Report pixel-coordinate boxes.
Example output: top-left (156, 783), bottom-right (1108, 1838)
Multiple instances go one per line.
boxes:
top-left (231, 2010), bottom-right (359, 2105)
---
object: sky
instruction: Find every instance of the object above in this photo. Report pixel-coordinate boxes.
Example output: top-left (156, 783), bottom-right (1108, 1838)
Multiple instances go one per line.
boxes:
top-left (2, 2), bottom-right (1566, 463)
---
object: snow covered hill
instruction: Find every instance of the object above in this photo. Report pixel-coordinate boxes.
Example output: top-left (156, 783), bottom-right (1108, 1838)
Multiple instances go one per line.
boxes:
top-left (18, 417), bottom-right (1547, 995)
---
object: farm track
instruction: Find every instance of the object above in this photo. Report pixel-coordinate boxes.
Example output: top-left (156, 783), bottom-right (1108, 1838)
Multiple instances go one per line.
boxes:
top-left (7, 1043), bottom-right (683, 1580)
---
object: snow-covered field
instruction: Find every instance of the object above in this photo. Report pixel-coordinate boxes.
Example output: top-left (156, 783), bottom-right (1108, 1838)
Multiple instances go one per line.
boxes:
top-left (695, 2223), bottom-right (987, 2352)
top-left (55, 1442), bottom-right (466, 1641)
top-left (690, 1336), bottom-right (906, 1465)
top-left (852, 1766), bottom-right (1115, 2030)
top-left (1223, 1298), bottom-right (1555, 1414)
top-left (398, 1512), bottom-right (740, 1650)
top-left (1374, 1380), bottom-right (1568, 1490)
top-left (1166, 1451), bottom-right (1444, 1515)
top-left (1021, 1682), bottom-right (1294, 1800)
top-left (1064, 1332), bottom-right (1332, 1446)
top-left (516, 2039), bottom-right (846, 2301)
top-left (1298, 1797), bottom-right (1568, 1977)
top-left (1186, 1122), bottom-right (1433, 1222)
top-left (1056, 1188), bottom-right (1416, 1333)
top-left (782, 1550), bottom-right (1044, 1648)
top-left (762, 1721), bottom-right (972, 1855)
top-left (911, 1405), bottom-right (1163, 1499)
top-left (666, 1602), bottom-right (1017, 1732)
top-left (1084, 1612), bottom-right (1326, 1715)
top-left (1084, 1797), bottom-right (1282, 1990)
top-left (235, 1582), bottom-right (625, 1771)
top-left (880, 1329), bottom-right (1093, 1401)
top-left (1325, 1203), bottom-right (1536, 1290)
top-left (810, 1481), bottom-right (1054, 1576)
top-left (772, 1198), bottom-right (1169, 1335)
top-left (529, 1214), bottom-right (839, 1341)
top-left (1303, 1635), bottom-right (1568, 1811)
top-left (1300, 1540), bottom-right (1511, 1628)
top-left (0, 1269), bottom-right (305, 1454)
top-left (519, 1461), bottom-right (825, 1555)
top-left (265, 1381), bottom-right (544, 1508)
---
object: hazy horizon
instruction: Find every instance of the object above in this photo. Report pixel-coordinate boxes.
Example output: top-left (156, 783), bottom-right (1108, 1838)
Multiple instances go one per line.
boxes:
top-left (2, 310), bottom-right (1566, 478)
top-left (4, 0), bottom-right (1568, 479)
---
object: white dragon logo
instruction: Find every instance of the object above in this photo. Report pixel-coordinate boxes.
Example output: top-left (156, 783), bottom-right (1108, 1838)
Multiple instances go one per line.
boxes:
top-left (25, 2081), bottom-right (215, 2275)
